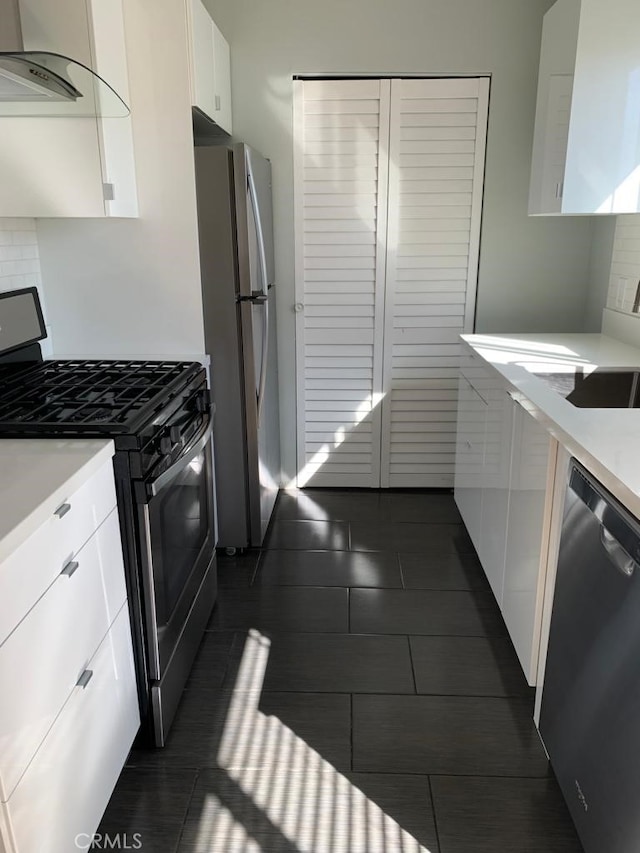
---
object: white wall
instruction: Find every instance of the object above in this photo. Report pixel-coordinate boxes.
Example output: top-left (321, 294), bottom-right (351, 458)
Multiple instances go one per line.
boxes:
top-left (584, 217), bottom-right (616, 330)
top-left (35, 0), bottom-right (205, 360)
top-left (206, 0), bottom-right (594, 483)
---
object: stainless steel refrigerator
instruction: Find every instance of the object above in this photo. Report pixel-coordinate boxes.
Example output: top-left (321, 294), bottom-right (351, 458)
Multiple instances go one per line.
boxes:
top-left (194, 143), bottom-right (281, 550)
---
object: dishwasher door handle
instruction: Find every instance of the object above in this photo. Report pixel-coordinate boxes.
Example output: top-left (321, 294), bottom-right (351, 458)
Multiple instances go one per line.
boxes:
top-left (600, 524), bottom-right (637, 577)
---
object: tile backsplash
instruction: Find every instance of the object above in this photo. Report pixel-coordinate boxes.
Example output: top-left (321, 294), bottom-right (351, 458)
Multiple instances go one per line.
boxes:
top-left (0, 218), bottom-right (51, 356)
top-left (606, 214), bottom-right (640, 314)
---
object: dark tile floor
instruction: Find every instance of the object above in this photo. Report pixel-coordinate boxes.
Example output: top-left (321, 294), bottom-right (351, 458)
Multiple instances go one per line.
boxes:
top-left (98, 489), bottom-right (584, 852)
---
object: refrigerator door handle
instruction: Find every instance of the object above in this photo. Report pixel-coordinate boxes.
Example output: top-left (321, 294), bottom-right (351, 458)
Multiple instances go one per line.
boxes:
top-left (237, 292), bottom-right (267, 304)
top-left (256, 296), bottom-right (269, 425)
top-left (247, 156), bottom-right (270, 297)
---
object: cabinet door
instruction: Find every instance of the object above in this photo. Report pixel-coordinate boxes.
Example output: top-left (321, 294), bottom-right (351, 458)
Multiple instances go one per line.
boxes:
top-left (530, 0), bottom-right (640, 215)
top-left (564, 0), bottom-right (640, 213)
top-left (0, 509), bottom-right (126, 804)
top-left (380, 78), bottom-right (489, 487)
top-left (453, 374), bottom-right (486, 552)
top-left (502, 402), bottom-right (552, 684)
top-left (212, 21), bottom-right (232, 135)
top-left (528, 0), bottom-right (580, 216)
top-left (536, 74), bottom-right (574, 214)
top-left (293, 78), bottom-right (391, 487)
top-left (188, 0), bottom-right (217, 121)
top-left (2, 606), bottom-right (139, 853)
top-left (478, 387), bottom-right (513, 605)
top-left (0, 0), bottom-right (136, 218)
top-left (0, 121), bottom-right (106, 217)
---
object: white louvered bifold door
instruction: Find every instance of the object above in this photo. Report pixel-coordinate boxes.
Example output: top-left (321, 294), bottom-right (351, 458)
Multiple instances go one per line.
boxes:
top-left (293, 79), bottom-right (390, 487)
top-left (380, 78), bottom-right (489, 488)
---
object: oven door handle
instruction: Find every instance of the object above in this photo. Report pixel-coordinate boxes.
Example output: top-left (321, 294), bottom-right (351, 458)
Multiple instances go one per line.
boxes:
top-left (145, 414), bottom-right (214, 500)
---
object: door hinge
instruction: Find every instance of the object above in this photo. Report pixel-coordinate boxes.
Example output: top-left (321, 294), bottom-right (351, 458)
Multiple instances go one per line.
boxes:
top-left (103, 182), bottom-right (115, 201)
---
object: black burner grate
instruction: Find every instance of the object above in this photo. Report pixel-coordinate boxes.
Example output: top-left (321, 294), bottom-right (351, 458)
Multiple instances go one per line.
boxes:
top-left (0, 359), bottom-right (202, 435)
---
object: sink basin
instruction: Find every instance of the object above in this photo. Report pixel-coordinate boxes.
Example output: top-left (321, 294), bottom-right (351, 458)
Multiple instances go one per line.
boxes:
top-left (529, 368), bottom-right (640, 408)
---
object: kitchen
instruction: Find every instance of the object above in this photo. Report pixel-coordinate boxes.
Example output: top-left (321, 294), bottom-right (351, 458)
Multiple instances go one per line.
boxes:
top-left (0, 0), bottom-right (639, 850)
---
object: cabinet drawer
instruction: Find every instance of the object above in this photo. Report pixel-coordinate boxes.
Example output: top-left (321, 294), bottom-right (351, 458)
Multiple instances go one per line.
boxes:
top-left (0, 460), bottom-right (116, 646)
top-left (0, 509), bottom-right (126, 803)
top-left (2, 606), bottom-right (139, 853)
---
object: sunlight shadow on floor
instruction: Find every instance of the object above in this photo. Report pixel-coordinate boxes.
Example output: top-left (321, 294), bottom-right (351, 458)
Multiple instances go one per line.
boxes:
top-left (191, 629), bottom-right (433, 852)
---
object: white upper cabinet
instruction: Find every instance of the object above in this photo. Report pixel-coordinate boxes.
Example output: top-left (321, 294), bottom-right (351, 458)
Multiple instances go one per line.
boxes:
top-left (528, 0), bottom-right (579, 215)
top-left (0, 0), bottom-right (137, 218)
top-left (212, 20), bottom-right (232, 134)
top-left (187, 0), bottom-right (232, 135)
top-left (530, 0), bottom-right (640, 215)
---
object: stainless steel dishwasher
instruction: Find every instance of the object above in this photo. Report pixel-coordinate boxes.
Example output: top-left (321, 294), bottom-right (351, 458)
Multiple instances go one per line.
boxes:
top-left (540, 460), bottom-right (640, 853)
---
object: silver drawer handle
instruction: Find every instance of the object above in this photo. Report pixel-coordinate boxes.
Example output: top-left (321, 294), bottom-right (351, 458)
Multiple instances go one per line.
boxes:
top-left (60, 560), bottom-right (79, 578)
top-left (54, 502), bottom-right (71, 519)
top-left (76, 669), bottom-right (93, 689)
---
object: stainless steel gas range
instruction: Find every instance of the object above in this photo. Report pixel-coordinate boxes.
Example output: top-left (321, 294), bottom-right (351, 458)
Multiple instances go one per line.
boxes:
top-left (0, 287), bottom-right (218, 746)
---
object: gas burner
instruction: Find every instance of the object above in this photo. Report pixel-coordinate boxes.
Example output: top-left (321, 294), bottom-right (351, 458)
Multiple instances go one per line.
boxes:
top-left (76, 389), bottom-right (117, 405)
top-left (0, 358), bottom-right (203, 435)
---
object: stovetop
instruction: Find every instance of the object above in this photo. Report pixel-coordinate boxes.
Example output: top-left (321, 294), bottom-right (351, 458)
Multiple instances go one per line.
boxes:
top-left (0, 359), bottom-right (203, 436)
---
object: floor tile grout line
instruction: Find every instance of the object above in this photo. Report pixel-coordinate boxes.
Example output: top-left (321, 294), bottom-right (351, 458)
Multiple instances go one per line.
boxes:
top-left (181, 684), bottom-right (534, 701)
top-left (406, 636), bottom-right (418, 695)
top-left (204, 629), bottom-right (514, 640)
top-left (426, 775), bottom-right (443, 853)
top-left (206, 629), bottom-right (511, 640)
top-left (350, 693), bottom-right (354, 773)
top-left (235, 544), bottom-right (479, 557)
top-left (127, 764), bottom-right (552, 781)
top-left (260, 547), bottom-right (477, 557)
top-left (427, 771), bottom-right (554, 781)
top-left (217, 631), bottom-right (238, 690)
top-left (397, 552), bottom-right (406, 589)
top-left (272, 515), bottom-right (465, 527)
top-left (248, 548), bottom-right (265, 587)
top-left (173, 768), bottom-right (201, 853)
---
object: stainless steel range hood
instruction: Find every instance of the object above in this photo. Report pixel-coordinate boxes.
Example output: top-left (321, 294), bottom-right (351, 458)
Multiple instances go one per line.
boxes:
top-left (0, 52), bottom-right (129, 116)
top-left (0, 1), bottom-right (129, 117)
top-left (0, 52), bottom-right (81, 101)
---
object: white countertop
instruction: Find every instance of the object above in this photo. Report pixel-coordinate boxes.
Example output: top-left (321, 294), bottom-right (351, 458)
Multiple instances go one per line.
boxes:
top-left (0, 439), bottom-right (115, 564)
top-left (463, 332), bottom-right (640, 517)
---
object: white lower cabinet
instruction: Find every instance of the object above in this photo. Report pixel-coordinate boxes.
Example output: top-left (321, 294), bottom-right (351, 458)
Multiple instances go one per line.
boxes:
top-left (0, 454), bottom-right (139, 853)
top-left (0, 461), bottom-right (117, 647)
top-left (502, 402), bottom-right (554, 684)
top-left (0, 509), bottom-right (127, 801)
top-left (2, 606), bottom-right (138, 853)
top-left (453, 373), bottom-right (487, 552)
top-left (477, 384), bottom-right (514, 605)
top-left (455, 348), bottom-right (556, 686)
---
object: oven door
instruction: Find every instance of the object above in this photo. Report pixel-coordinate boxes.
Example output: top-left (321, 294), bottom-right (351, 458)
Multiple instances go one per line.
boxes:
top-left (136, 414), bottom-right (217, 686)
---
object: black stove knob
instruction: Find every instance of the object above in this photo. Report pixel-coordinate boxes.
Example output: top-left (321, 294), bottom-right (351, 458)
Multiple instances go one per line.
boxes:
top-left (169, 425), bottom-right (181, 443)
top-left (159, 436), bottom-right (172, 455)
